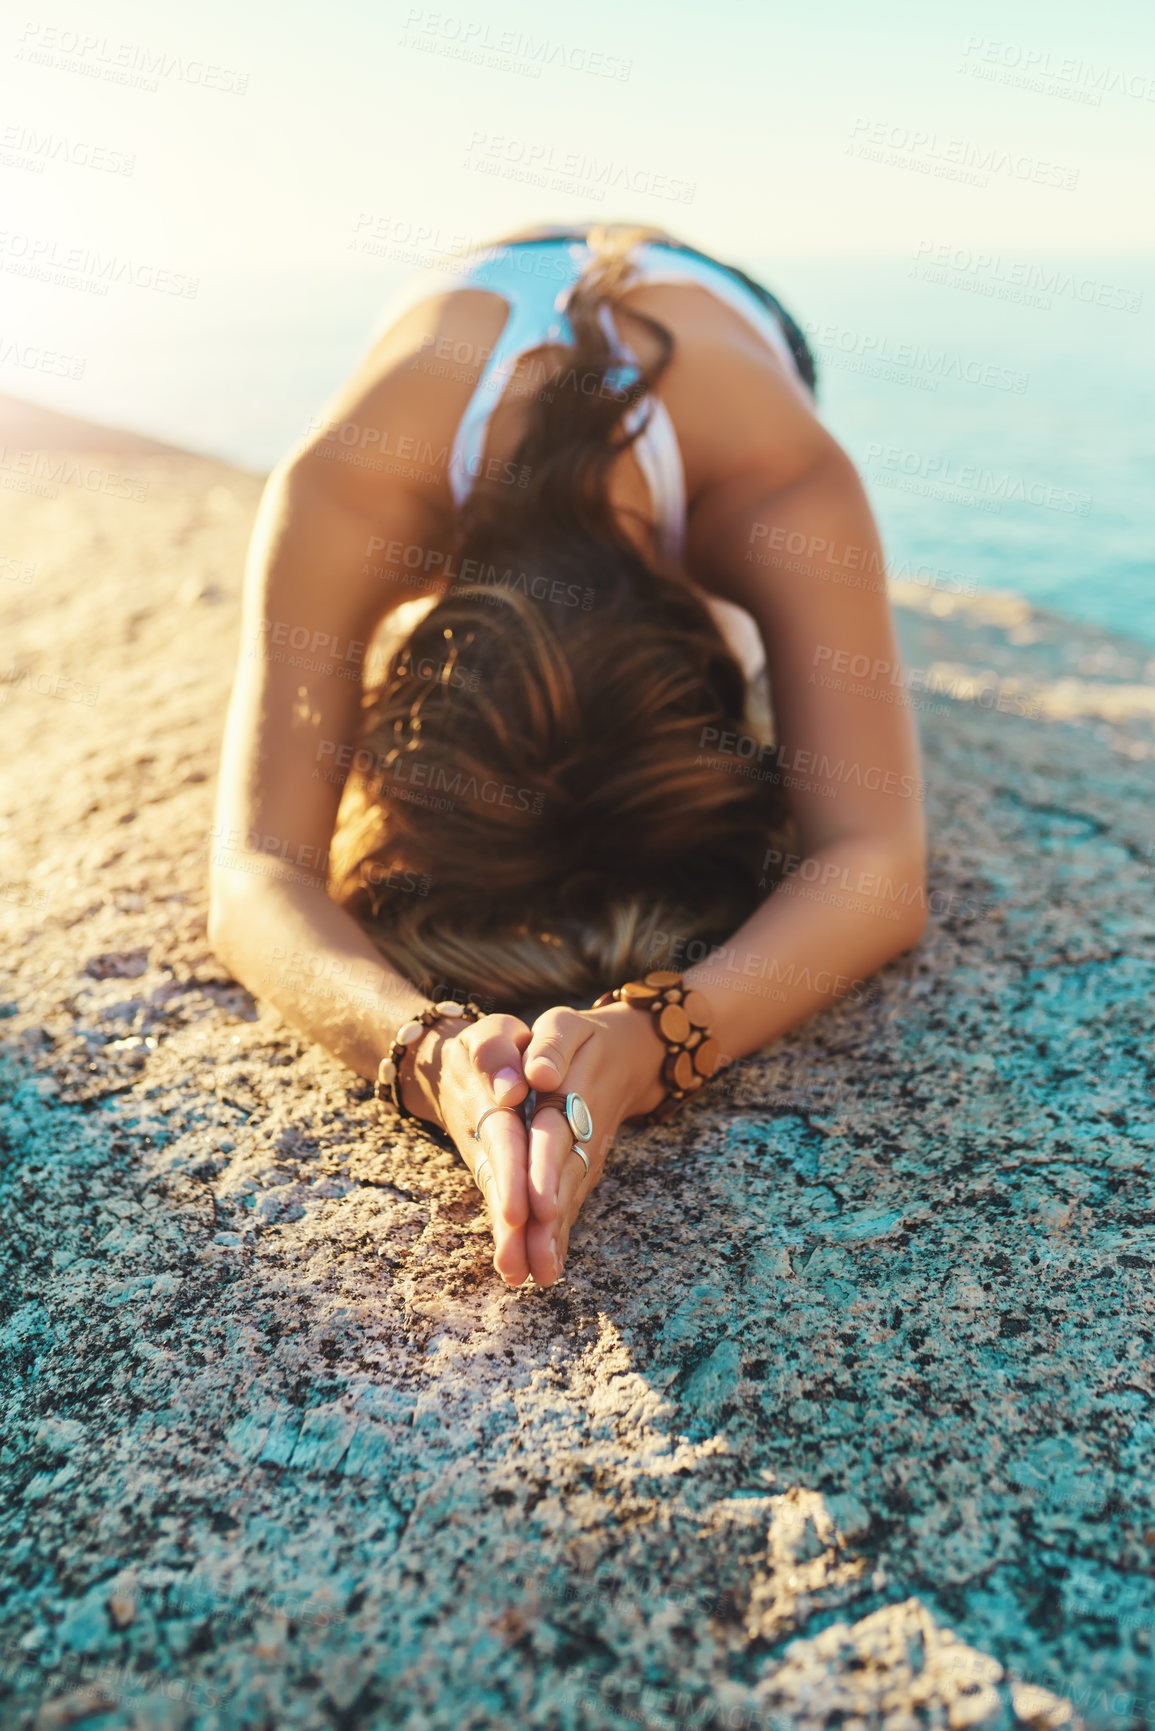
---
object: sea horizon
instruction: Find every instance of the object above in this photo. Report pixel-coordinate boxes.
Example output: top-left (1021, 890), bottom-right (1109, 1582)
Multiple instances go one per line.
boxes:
top-left (5, 247), bottom-right (1153, 647)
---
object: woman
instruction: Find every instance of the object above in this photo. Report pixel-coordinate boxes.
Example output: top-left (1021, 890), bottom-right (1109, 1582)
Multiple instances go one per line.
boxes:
top-left (210, 222), bottom-right (927, 1290)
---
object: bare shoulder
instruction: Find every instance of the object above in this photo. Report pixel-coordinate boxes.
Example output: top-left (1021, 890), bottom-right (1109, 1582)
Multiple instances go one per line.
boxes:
top-left (287, 287), bottom-right (513, 519)
top-left (614, 279), bottom-right (834, 503)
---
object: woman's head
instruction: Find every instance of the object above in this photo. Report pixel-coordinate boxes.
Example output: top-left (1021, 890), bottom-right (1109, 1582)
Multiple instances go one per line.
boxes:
top-left (329, 247), bottom-right (791, 1014)
top-left (330, 543), bottom-right (789, 1013)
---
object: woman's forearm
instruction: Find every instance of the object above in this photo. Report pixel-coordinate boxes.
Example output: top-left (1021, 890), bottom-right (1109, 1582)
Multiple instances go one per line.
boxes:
top-left (678, 835), bottom-right (928, 1065)
top-left (209, 871), bottom-right (427, 1080)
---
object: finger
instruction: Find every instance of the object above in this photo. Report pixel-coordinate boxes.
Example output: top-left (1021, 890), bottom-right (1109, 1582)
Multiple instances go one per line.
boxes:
top-left (522, 1006), bottom-right (593, 1094)
top-left (552, 1121), bottom-right (610, 1280)
top-left (459, 1016), bottom-right (532, 1281)
top-left (553, 1136), bottom-right (594, 1265)
top-left (523, 1008), bottom-right (594, 1229)
top-left (525, 1038), bottom-right (610, 1286)
top-left (525, 1105), bottom-right (574, 1285)
top-left (532, 1132), bottom-right (596, 1286)
top-left (462, 1014), bottom-right (532, 1107)
top-left (470, 1105), bottom-right (530, 1287)
top-left (436, 1018), bottom-right (532, 1287)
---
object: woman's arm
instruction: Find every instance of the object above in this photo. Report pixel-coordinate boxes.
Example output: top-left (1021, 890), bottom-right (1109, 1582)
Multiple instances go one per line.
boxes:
top-left (680, 432), bottom-right (928, 1064)
top-left (210, 286), bottom-right (515, 1075)
top-left (209, 451), bottom-right (439, 1077)
top-left (210, 446), bottom-right (540, 1279)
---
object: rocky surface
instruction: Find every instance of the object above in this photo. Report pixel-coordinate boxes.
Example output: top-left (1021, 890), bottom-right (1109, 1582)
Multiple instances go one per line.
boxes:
top-left (2, 404), bottom-right (1154, 1729)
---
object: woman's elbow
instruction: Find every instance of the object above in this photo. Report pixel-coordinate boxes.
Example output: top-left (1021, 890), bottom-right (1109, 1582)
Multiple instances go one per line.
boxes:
top-left (864, 833), bottom-right (928, 956)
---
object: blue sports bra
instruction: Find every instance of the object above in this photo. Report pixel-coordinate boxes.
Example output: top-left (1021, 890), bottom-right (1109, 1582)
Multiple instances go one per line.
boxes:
top-left (369, 231), bottom-right (809, 565)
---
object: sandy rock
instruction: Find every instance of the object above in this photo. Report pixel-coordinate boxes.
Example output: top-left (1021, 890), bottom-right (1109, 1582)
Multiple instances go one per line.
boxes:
top-left (3, 415), bottom-right (1154, 1725)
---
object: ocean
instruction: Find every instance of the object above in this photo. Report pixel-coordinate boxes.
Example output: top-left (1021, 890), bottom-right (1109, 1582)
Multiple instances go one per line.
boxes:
top-left (34, 248), bottom-right (1155, 647)
top-left (768, 253), bottom-right (1155, 648)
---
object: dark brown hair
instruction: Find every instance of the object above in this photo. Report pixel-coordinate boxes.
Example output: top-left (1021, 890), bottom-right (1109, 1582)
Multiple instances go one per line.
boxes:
top-left (330, 237), bottom-right (790, 1014)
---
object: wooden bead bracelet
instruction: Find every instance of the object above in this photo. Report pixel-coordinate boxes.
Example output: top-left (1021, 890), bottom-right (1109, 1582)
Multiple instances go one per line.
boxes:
top-left (591, 970), bottom-right (720, 1127)
top-left (375, 998), bottom-right (484, 1132)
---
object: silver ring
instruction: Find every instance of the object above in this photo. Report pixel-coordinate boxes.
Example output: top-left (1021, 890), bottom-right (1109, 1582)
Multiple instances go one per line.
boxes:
top-left (571, 1143), bottom-right (590, 1180)
top-left (532, 1091), bottom-right (594, 1146)
top-left (566, 1094), bottom-right (594, 1145)
top-left (472, 1104), bottom-right (521, 1142)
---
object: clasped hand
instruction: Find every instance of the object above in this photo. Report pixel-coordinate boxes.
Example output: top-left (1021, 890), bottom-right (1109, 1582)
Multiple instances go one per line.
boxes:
top-left (401, 1003), bottom-right (666, 1286)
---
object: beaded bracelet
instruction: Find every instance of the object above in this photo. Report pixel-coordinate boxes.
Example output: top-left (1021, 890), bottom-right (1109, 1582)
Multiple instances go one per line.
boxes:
top-left (591, 970), bottom-right (719, 1128)
top-left (375, 998), bottom-right (484, 1130)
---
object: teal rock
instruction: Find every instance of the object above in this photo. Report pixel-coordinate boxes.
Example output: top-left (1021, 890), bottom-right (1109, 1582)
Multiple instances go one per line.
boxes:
top-left (681, 1337), bottom-right (742, 1439)
top-left (288, 1405), bottom-right (357, 1474)
top-left (5, 469), bottom-right (1153, 1727)
top-left (256, 1408), bottom-right (302, 1467)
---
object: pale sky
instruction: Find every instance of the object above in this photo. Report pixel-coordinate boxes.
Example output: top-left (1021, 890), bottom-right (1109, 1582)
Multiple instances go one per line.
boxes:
top-left (2, 0), bottom-right (1152, 448)
top-left (4, 0), bottom-right (1154, 263)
